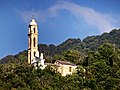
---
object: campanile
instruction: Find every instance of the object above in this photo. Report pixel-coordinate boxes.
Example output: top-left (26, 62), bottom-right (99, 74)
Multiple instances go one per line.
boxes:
top-left (28, 19), bottom-right (39, 64)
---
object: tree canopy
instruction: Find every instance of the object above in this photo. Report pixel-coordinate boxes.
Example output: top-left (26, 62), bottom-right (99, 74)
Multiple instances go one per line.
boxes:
top-left (1, 29), bottom-right (120, 89)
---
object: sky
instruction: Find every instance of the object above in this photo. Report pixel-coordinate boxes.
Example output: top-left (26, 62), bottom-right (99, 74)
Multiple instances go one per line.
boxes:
top-left (0, 0), bottom-right (120, 59)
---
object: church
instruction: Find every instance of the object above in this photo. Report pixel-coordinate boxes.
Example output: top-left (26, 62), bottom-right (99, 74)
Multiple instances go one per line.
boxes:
top-left (27, 18), bottom-right (77, 76)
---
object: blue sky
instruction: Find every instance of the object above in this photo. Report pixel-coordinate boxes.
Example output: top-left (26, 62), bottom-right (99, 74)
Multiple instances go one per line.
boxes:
top-left (0, 0), bottom-right (120, 59)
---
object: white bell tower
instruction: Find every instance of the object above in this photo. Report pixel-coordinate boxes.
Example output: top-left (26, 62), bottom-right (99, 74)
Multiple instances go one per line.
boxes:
top-left (28, 19), bottom-right (39, 64)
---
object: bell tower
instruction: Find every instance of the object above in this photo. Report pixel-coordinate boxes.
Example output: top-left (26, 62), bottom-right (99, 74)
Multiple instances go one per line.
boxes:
top-left (28, 19), bottom-right (39, 64)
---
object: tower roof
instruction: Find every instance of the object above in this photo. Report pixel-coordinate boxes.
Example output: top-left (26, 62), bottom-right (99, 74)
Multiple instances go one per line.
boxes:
top-left (29, 19), bottom-right (37, 26)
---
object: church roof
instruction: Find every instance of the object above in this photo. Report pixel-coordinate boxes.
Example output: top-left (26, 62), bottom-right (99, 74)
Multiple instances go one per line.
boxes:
top-left (29, 19), bottom-right (37, 26)
top-left (55, 60), bottom-right (76, 66)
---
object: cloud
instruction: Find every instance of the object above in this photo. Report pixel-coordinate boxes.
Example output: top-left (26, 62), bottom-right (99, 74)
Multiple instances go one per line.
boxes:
top-left (18, 1), bottom-right (119, 33)
top-left (48, 1), bottom-right (117, 33)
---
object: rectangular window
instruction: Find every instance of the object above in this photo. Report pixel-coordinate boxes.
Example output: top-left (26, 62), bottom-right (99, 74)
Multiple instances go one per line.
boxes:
top-left (69, 67), bottom-right (72, 72)
top-left (34, 52), bottom-right (36, 57)
top-left (34, 28), bottom-right (36, 33)
top-left (34, 37), bottom-right (36, 47)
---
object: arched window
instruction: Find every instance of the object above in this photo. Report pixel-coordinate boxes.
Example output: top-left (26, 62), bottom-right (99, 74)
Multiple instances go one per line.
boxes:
top-left (34, 52), bottom-right (36, 57)
top-left (33, 37), bottom-right (36, 47)
top-left (30, 52), bottom-right (31, 63)
top-left (34, 28), bottom-right (36, 33)
top-left (30, 37), bottom-right (31, 47)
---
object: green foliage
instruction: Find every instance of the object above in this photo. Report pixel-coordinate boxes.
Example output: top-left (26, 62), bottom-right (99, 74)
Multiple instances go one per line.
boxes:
top-left (2, 42), bottom-right (120, 89)
top-left (63, 50), bottom-right (85, 65)
top-left (1, 29), bottom-right (120, 89)
top-left (0, 55), bottom-right (17, 64)
top-left (57, 38), bottom-right (84, 54)
top-left (98, 43), bottom-right (120, 67)
top-left (0, 62), bottom-right (85, 90)
top-left (2, 29), bottom-right (120, 64)
top-left (83, 43), bottom-right (120, 89)
top-left (83, 29), bottom-right (120, 50)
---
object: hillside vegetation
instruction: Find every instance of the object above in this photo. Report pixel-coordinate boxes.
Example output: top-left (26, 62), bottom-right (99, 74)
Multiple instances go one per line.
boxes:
top-left (0, 29), bottom-right (120, 90)
top-left (1, 29), bottom-right (120, 63)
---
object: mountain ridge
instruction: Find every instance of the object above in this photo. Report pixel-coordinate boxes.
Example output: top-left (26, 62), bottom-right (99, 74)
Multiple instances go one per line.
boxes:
top-left (1, 28), bottom-right (120, 63)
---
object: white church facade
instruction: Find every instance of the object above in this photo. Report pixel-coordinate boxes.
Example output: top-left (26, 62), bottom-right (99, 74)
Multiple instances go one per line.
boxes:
top-left (27, 19), bottom-right (77, 76)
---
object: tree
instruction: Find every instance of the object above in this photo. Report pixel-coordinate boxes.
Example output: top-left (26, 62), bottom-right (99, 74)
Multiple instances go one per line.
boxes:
top-left (98, 43), bottom-right (117, 67)
top-left (63, 50), bottom-right (85, 64)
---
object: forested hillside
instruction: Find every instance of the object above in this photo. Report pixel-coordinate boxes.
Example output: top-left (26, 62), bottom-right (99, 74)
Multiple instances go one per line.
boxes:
top-left (1, 29), bottom-right (120, 63)
top-left (83, 29), bottom-right (120, 50)
top-left (0, 43), bottom-right (120, 89)
top-left (39, 29), bottom-right (120, 56)
top-left (0, 29), bottom-right (120, 89)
